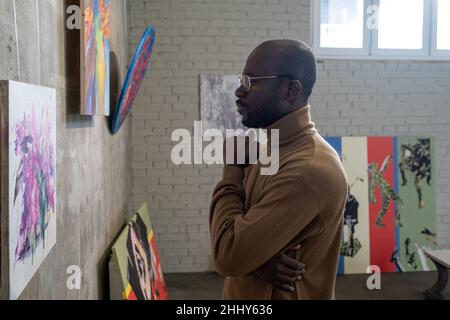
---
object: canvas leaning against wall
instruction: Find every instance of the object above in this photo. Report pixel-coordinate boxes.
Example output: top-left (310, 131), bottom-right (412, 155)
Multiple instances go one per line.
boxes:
top-left (200, 74), bottom-right (247, 134)
top-left (109, 203), bottom-right (168, 300)
top-left (0, 81), bottom-right (57, 300)
top-left (81, 0), bottom-right (111, 116)
top-left (325, 136), bottom-right (436, 275)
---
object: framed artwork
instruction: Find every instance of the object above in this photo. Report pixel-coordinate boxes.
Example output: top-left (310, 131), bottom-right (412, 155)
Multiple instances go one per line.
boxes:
top-left (326, 136), bottom-right (436, 274)
top-left (200, 74), bottom-right (247, 134)
top-left (0, 81), bottom-right (57, 300)
top-left (109, 203), bottom-right (168, 300)
top-left (81, 0), bottom-right (110, 115)
top-left (111, 26), bottom-right (156, 134)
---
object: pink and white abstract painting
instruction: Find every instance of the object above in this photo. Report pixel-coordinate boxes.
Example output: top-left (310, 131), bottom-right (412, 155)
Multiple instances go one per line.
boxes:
top-left (1, 81), bottom-right (57, 300)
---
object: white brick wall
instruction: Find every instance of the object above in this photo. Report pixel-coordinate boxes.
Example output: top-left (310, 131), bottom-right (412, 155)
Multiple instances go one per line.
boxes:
top-left (128, 0), bottom-right (450, 273)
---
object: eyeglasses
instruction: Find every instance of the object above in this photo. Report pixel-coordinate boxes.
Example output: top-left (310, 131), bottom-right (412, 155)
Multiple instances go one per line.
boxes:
top-left (238, 74), bottom-right (293, 92)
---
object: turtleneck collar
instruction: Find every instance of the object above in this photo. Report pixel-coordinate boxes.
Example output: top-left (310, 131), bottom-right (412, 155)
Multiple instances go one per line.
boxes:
top-left (264, 105), bottom-right (317, 147)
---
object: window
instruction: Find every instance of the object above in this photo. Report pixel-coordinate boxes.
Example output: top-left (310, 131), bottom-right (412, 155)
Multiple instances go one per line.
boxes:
top-left (320, 0), bottom-right (365, 48)
top-left (436, 0), bottom-right (450, 50)
top-left (313, 0), bottom-right (450, 59)
top-left (377, 0), bottom-right (424, 49)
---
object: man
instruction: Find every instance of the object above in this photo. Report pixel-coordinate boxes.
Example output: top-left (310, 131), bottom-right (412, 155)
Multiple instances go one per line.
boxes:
top-left (209, 40), bottom-right (348, 299)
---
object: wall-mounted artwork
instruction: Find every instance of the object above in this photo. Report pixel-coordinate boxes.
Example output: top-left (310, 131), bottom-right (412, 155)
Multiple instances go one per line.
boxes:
top-left (200, 74), bottom-right (247, 134)
top-left (109, 203), bottom-right (168, 300)
top-left (81, 0), bottom-right (110, 115)
top-left (0, 81), bottom-right (57, 300)
top-left (325, 137), bottom-right (436, 274)
top-left (111, 26), bottom-right (156, 134)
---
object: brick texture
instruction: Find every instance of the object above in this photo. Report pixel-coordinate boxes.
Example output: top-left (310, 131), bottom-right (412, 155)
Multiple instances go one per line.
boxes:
top-left (128, 0), bottom-right (450, 272)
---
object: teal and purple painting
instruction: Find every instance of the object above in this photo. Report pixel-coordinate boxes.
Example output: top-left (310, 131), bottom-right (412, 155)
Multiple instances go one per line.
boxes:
top-left (111, 26), bottom-right (156, 134)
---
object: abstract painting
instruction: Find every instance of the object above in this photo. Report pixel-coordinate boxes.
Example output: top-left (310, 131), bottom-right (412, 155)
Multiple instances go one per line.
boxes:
top-left (326, 136), bottom-right (436, 274)
top-left (81, 0), bottom-right (110, 115)
top-left (111, 26), bottom-right (156, 134)
top-left (0, 81), bottom-right (57, 300)
top-left (200, 74), bottom-right (247, 134)
top-left (109, 203), bottom-right (168, 300)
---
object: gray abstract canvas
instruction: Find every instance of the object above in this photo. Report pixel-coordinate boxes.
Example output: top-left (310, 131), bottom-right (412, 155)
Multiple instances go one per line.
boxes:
top-left (200, 74), bottom-right (247, 134)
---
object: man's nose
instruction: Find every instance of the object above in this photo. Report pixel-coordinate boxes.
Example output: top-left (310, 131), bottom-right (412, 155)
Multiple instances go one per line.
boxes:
top-left (235, 85), bottom-right (246, 99)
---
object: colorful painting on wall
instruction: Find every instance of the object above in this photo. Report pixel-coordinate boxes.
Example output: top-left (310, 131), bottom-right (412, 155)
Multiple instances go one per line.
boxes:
top-left (325, 136), bottom-right (436, 274)
top-left (200, 74), bottom-right (247, 134)
top-left (0, 81), bottom-right (57, 300)
top-left (109, 203), bottom-right (168, 300)
top-left (111, 26), bottom-right (156, 134)
top-left (81, 0), bottom-right (110, 115)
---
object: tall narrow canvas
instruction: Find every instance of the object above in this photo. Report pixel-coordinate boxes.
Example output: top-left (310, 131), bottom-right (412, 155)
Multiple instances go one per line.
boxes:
top-left (325, 136), bottom-right (436, 274)
top-left (109, 203), bottom-right (168, 300)
top-left (81, 0), bottom-right (110, 115)
top-left (0, 81), bottom-right (57, 300)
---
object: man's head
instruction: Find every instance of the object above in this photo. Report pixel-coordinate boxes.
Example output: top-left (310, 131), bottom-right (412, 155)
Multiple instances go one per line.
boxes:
top-left (236, 40), bottom-right (317, 128)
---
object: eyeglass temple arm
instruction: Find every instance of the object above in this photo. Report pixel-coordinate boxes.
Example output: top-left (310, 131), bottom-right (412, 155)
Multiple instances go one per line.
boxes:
top-left (247, 75), bottom-right (278, 80)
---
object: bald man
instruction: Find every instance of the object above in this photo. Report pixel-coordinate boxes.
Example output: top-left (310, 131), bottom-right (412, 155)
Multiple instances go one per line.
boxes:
top-left (209, 40), bottom-right (348, 299)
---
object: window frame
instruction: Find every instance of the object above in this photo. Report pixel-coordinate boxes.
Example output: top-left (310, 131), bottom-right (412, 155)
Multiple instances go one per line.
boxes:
top-left (312, 0), bottom-right (371, 57)
top-left (431, 0), bottom-right (450, 57)
top-left (312, 0), bottom-right (450, 60)
top-left (371, 0), bottom-right (431, 57)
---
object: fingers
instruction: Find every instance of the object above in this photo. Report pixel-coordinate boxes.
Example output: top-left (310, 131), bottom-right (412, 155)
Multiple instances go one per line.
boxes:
top-left (269, 245), bottom-right (306, 293)
top-left (276, 263), bottom-right (302, 279)
top-left (298, 262), bottom-right (306, 272)
top-left (274, 270), bottom-right (302, 293)
top-left (275, 254), bottom-right (306, 283)
top-left (276, 265), bottom-right (305, 286)
top-left (285, 245), bottom-right (301, 261)
top-left (276, 273), bottom-right (298, 284)
top-left (280, 253), bottom-right (305, 272)
top-left (276, 283), bottom-right (296, 292)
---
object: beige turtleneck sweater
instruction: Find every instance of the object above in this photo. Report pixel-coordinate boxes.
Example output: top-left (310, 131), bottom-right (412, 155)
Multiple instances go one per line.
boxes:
top-left (209, 106), bottom-right (348, 300)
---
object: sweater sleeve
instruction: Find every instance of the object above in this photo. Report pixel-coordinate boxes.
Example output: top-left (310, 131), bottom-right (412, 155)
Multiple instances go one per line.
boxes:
top-left (209, 164), bottom-right (321, 277)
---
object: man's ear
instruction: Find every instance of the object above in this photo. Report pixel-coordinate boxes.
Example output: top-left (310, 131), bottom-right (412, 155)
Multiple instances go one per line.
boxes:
top-left (285, 80), bottom-right (302, 102)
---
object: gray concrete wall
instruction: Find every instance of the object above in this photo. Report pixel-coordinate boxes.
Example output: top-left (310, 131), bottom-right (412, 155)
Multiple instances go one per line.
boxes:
top-left (129, 0), bottom-right (450, 273)
top-left (0, 0), bottom-right (131, 299)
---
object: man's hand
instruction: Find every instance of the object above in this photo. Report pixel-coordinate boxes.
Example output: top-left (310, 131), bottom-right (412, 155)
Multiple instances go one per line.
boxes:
top-left (255, 245), bottom-right (305, 292)
top-left (223, 135), bottom-right (260, 169)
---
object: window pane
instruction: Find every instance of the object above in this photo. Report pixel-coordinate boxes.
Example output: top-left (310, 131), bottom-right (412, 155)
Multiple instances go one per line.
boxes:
top-left (437, 0), bottom-right (450, 50)
top-left (378, 0), bottom-right (424, 49)
top-left (320, 0), bottom-right (364, 48)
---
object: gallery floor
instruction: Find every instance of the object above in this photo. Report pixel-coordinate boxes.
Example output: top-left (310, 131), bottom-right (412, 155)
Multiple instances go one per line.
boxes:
top-left (165, 272), bottom-right (450, 300)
